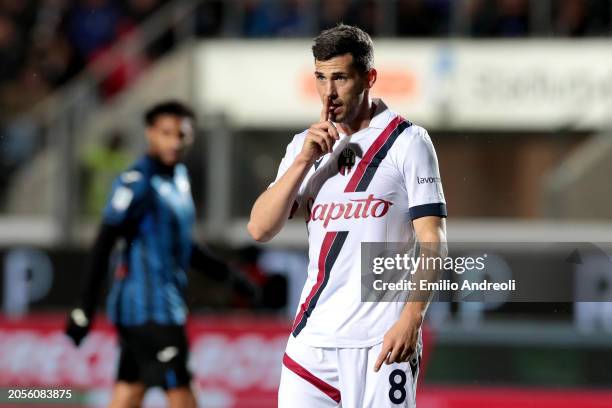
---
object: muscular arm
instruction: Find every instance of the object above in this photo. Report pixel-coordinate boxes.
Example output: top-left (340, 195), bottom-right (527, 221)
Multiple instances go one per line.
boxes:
top-left (374, 216), bottom-right (447, 372)
top-left (248, 97), bottom-right (339, 242)
top-left (247, 155), bottom-right (313, 242)
top-left (401, 216), bottom-right (447, 323)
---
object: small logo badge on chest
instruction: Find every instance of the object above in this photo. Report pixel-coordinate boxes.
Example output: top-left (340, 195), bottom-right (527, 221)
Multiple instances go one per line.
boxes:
top-left (338, 147), bottom-right (356, 175)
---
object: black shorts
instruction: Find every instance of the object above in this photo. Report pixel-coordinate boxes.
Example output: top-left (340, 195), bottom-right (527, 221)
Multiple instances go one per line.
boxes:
top-left (116, 323), bottom-right (192, 390)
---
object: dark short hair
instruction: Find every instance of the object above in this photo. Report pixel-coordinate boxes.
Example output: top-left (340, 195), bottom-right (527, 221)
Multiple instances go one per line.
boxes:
top-left (312, 24), bottom-right (374, 74)
top-left (144, 100), bottom-right (195, 126)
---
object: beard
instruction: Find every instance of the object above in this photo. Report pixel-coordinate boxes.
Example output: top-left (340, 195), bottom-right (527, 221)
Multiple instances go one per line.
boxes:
top-left (333, 100), bottom-right (357, 124)
top-left (330, 87), bottom-right (367, 123)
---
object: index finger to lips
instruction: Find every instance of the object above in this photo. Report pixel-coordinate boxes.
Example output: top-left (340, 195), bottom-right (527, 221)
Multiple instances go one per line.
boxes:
top-left (325, 121), bottom-right (339, 140)
top-left (320, 96), bottom-right (330, 122)
top-left (310, 130), bottom-right (332, 153)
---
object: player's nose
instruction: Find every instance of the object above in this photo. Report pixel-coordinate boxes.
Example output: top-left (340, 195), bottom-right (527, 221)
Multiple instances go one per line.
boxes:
top-left (325, 82), bottom-right (337, 98)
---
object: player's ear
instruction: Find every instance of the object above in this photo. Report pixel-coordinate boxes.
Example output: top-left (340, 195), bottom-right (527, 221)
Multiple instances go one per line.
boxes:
top-left (181, 118), bottom-right (195, 147)
top-left (366, 68), bottom-right (377, 89)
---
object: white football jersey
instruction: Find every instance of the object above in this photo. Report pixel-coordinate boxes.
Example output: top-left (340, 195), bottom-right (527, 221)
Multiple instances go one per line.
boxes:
top-left (272, 99), bottom-right (446, 348)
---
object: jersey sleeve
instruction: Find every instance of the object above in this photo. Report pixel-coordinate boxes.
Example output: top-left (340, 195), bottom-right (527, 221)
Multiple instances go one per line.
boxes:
top-left (268, 133), bottom-right (307, 219)
top-left (398, 127), bottom-right (447, 221)
top-left (102, 171), bottom-right (149, 227)
top-left (269, 133), bottom-right (303, 187)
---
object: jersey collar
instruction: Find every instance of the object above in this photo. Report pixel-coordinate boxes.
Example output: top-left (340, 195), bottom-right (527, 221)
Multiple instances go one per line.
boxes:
top-left (333, 98), bottom-right (395, 136)
top-left (367, 99), bottom-right (395, 130)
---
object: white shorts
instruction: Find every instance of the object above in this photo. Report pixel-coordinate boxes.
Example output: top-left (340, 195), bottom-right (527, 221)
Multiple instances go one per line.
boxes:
top-left (278, 336), bottom-right (420, 408)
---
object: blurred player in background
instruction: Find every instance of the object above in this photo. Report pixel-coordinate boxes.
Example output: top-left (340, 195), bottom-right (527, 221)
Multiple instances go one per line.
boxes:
top-left (248, 25), bottom-right (447, 407)
top-left (65, 101), bottom-right (257, 408)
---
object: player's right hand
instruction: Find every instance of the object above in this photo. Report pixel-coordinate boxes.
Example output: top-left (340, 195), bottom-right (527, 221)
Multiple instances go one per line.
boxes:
top-left (299, 96), bottom-right (340, 164)
top-left (65, 308), bottom-right (91, 346)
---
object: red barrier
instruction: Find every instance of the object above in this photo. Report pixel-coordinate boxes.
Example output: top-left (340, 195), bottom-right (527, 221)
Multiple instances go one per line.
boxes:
top-left (0, 314), bottom-right (288, 407)
top-left (419, 386), bottom-right (612, 408)
top-left (1, 314), bottom-right (611, 407)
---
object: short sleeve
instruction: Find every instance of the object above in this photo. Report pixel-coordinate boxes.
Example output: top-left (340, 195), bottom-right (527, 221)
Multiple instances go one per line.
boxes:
top-left (269, 133), bottom-right (303, 188)
top-left (268, 133), bottom-right (306, 219)
top-left (102, 170), bottom-right (149, 227)
top-left (399, 127), bottom-right (447, 220)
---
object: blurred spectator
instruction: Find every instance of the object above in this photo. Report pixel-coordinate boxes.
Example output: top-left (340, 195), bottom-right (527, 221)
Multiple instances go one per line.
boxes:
top-left (236, 245), bottom-right (289, 311)
top-left (274, 0), bottom-right (311, 36)
top-left (0, 62), bottom-right (48, 204)
top-left (243, 0), bottom-right (276, 36)
top-left (243, 0), bottom-right (310, 37)
top-left (319, 0), bottom-right (356, 31)
top-left (555, 0), bottom-right (589, 36)
top-left (425, 0), bottom-right (452, 34)
top-left (0, 0), bottom-right (609, 181)
top-left (0, 117), bottom-right (38, 207)
top-left (123, 0), bottom-right (175, 58)
top-left (494, 0), bottom-right (529, 36)
top-left (125, 0), bottom-right (160, 23)
top-left (397, 0), bottom-right (437, 36)
top-left (0, 63), bottom-right (50, 118)
top-left (469, 0), bottom-right (494, 36)
top-left (0, 0), bottom-right (35, 30)
top-left (67, 0), bottom-right (122, 60)
top-left (194, 0), bottom-right (224, 37)
top-left (0, 14), bottom-right (24, 82)
top-left (553, 0), bottom-right (608, 37)
top-left (88, 24), bottom-right (148, 99)
top-left (236, 245), bottom-right (269, 291)
top-left (30, 34), bottom-right (81, 86)
top-left (30, 0), bottom-right (69, 42)
top-left (354, 0), bottom-right (381, 36)
top-left (471, 0), bottom-right (529, 37)
top-left (81, 130), bottom-right (131, 216)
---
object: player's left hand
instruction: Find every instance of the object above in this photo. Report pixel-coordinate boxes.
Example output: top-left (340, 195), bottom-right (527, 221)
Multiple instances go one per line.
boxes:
top-left (373, 311), bottom-right (423, 372)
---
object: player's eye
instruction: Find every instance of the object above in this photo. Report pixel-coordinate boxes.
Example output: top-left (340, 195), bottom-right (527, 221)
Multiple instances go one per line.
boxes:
top-left (316, 74), bottom-right (325, 81)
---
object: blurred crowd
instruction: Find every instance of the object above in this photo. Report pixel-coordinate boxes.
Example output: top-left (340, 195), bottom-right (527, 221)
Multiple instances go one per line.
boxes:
top-left (0, 0), bottom-right (610, 209)
top-left (0, 0), bottom-right (170, 121)
top-left (0, 0), bottom-right (609, 118)
top-left (0, 0), bottom-right (608, 118)
top-left (0, 0), bottom-right (171, 206)
top-left (240, 0), bottom-right (612, 37)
